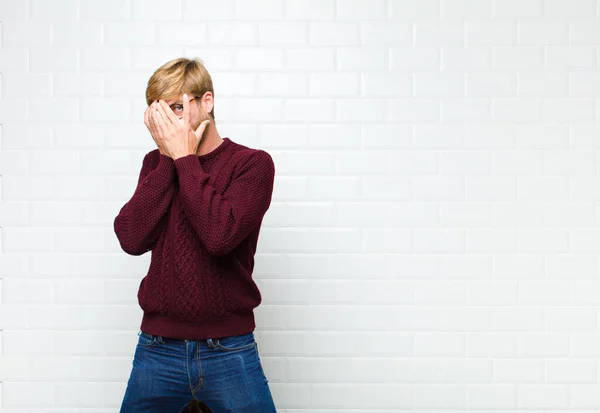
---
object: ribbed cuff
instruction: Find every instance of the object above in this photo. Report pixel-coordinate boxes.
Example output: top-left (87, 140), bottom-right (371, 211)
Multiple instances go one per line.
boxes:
top-left (154, 154), bottom-right (176, 179)
top-left (174, 154), bottom-right (205, 177)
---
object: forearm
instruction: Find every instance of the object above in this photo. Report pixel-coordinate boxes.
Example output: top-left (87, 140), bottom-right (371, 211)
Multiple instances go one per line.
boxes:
top-left (114, 155), bottom-right (176, 255)
top-left (174, 154), bottom-right (273, 256)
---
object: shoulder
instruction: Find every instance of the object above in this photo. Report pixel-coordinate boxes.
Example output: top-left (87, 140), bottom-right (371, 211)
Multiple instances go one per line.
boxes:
top-left (229, 142), bottom-right (275, 175)
top-left (142, 148), bottom-right (162, 169)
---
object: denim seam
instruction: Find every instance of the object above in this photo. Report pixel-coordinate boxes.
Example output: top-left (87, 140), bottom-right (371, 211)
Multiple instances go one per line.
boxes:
top-left (216, 341), bottom-right (256, 352)
top-left (185, 341), bottom-right (194, 395)
top-left (138, 332), bottom-right (156, 348)
top-left (190, 342), bottom-right (204, 395)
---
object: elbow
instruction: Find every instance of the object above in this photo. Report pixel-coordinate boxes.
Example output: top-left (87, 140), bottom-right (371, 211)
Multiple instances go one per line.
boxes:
top-left (205, 243), bottom-right (231, 257)
top-left (115, 233), bottom-right (148, 256)
top-left (203, 225), bottom-right (250, 257)
top-left (204, 233), bottom-right (235, 257)
top-left (120, 240), bottom-right (148, 256)
top-left (114, 217), bottom-right (148, 256)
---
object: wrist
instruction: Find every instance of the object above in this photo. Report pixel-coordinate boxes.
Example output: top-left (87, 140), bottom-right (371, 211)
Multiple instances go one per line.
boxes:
top-left (171, 151), bottom-right (193, 160)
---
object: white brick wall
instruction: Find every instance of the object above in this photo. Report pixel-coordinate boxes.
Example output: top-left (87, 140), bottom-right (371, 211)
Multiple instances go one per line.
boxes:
top-left (2, 0), bottom-right (600, 411)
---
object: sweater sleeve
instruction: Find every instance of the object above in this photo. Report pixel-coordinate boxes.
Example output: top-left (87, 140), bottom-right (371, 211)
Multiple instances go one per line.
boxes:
top-left (173, 150), bottom-right (275, 257)
top-left (114, 152), bottom-right (176, 256)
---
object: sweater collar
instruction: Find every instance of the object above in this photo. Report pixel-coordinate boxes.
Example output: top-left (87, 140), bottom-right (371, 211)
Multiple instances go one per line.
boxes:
top-left (198, 137), bottom-right (231, 162)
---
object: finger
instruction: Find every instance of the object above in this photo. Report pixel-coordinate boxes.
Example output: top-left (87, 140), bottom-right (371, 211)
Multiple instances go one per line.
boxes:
top-left (144, 105), bottom-right (153, 131)
top-left (152, 103), bottom-right (167, 135)
top-left (146, 105), bottom-right (157, 136)
top-left (194, 119), bottom-right (211, 139)
top-left (157, 99), bottom-right (177, 125)
top-left (183, 93), bottom-right (190, 128)
top-left (147, 104), bottom-right (159, 137)
top-left (154, 100), bottom-right (171, 126)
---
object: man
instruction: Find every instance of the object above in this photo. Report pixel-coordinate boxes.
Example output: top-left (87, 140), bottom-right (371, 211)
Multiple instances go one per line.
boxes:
top-left (115, 57), bottom-right (277, 413)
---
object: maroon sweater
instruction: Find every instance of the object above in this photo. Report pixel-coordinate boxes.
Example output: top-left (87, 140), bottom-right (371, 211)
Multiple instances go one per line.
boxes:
top-left (114, 138), bottom-right (275, 340)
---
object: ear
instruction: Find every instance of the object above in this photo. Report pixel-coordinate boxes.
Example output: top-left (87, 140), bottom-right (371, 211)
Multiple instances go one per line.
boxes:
top-left (200, 91), bottom-right (214, 116)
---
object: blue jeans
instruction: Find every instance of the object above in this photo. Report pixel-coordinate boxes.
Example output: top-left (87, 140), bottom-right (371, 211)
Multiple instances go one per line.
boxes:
top-left (120, 331), bottom-right (277, 413)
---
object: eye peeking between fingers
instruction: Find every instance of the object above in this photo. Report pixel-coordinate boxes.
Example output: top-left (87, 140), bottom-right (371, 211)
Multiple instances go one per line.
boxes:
top-left (171, 104), bottom-right (184, 116)
top-left (169, 96), bottom-right (196, 117)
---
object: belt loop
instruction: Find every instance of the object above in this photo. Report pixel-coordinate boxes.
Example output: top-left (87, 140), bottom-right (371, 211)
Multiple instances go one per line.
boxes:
top-left (207, 338), bottom-right (216, 348)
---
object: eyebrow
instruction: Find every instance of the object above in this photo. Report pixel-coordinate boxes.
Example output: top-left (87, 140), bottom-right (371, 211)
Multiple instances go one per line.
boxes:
top-left (168, 97), bottom-right (195, 108)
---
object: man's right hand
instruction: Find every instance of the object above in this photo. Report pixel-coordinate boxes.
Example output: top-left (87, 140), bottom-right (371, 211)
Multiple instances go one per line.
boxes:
top-left (144, 101), bottom-right (168, 156)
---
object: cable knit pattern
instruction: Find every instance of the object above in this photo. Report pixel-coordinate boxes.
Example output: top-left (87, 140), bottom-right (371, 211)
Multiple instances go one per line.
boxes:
top-left (114, 138), bottom-right (275, 340)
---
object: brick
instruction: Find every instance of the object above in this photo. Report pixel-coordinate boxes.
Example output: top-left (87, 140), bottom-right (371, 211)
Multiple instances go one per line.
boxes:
top-left (415, 22), bottom-right (464, 46)
top-left (258, 22), bottom-right (307, 45)
top-left (258, 73), bottom-right (307, 96)
top-left (0, 48), bottom-right (28, 70)
top-left (337, 0), bottom-right (387, 20)
top-left (80, 0), bottom-right (131, 20)
top-left (441, 0), bottom-right (492, 19)
top-left (570, 20), bottom-right (600, 45)
top-left (285, 0), bottom-right (335, 19)
top-left (284, 99), bottom-right (334, 122)
top-left (236, 0), bottom-right (283, 20)
top-left (309, 22), bottom-right (359, 46)
top-left (309, 73), bottom-right (359, 96)
top-left (391, 47), bottom-right (440, 70)
top-left (442, 47), bottom-right (492, 70)
top-left (29, 98), bottom-right (79, 122)
top-left (55, 73), bottom-right (104, 97)
top-left (493, 0), bottom-right (542, 18)
top-left (2, 21), bottom-right (50, 46)
top-left (389, 0), bottom-right (439, 20)
top-left (546, 46), bottom-right (597, 70)
top-left (183, 0), bottom-right (235, 19)
top-left (466, 21), bottom-right (516, 46)
top-left (466, 73), bottom-right (517, 97)
top-left (286, 49), bottom-right (334, 70)
top-left (415, 73), bottom-right (464, 98)
top-left (361, 22), bottom-right (411, 46)
top-left (338, 47), bottom-right (387, 70)
top-left (413, 124), bottom-right (464, 149)
top-left (132, 0), bottom-right (181, 20)
top-left (81, 98), bottom-right (132, 122)
top-left (53, 23), bottom-right (102, 46)
top-left (0, 0), bottom-right (28, 19)
top-left (518, 21), bottom-right (568, 45)
top-left (104, 22), bottom-right (155, 46)
top-left (518, 72), bottom-right (568, 97)
top-left (30, 47), bottom-right (79, 71)
top-left (233, 98), bottom-right (283, 122)
top-left (31, 0), bottom-right (77, 20)
top-left (235, 49), bottom-right (284, 70)
top-left (362, 73), bottom-right (411, 97)
top-left (82, 48), bottom-right (132, 71)
top-left (442, 99), bottom-right (490, 122)
top-left (494, 46), bottom-right (544, 70)
top-left (544, 0), bottom-right (596, 19)
top-left (391, 99), bottom-right (439, 122)
top-left (208, 22), bottom-right (257, 46)
top-left (2, 74), bottom-right (52, 98)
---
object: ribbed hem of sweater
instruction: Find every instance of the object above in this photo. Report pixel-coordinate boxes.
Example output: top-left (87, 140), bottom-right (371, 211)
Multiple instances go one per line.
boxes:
top-left (140, 311), bottom-right (256, 340)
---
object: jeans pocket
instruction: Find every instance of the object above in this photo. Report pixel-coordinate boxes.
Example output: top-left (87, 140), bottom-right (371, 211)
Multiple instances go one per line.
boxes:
top-left (137, 330), bottom-right (157, 348)
top-left (215, 333), bottom-right (256, 352)
top-left (254, 342), bottom-right (269, 384)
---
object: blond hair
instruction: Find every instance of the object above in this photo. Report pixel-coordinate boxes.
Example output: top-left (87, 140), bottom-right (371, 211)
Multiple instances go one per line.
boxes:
top-left (146, 57), bottom-right (215, 119)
